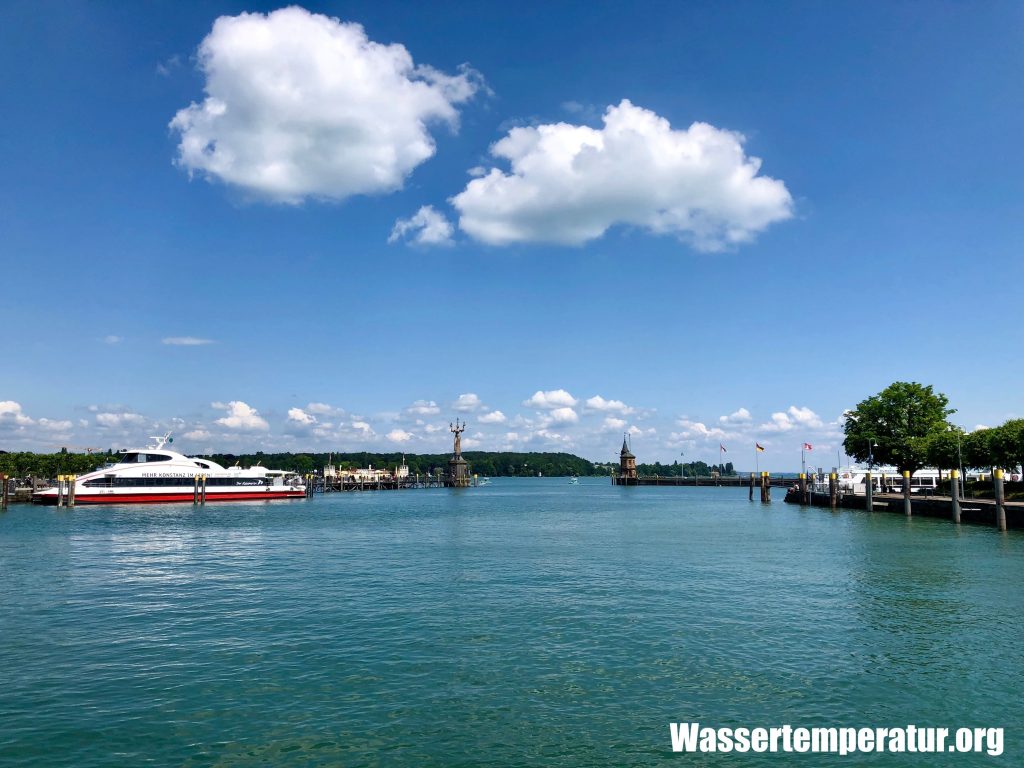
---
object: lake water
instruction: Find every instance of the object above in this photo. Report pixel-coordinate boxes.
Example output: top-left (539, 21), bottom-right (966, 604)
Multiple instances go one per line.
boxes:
top-left (1, 478), bottom-right (1021, 766)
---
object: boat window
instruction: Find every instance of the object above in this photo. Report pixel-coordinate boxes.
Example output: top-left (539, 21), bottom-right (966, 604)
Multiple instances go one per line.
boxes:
top-left (145, 454), bottom-right (172, 462)
top-left (118, 452), bottom-right (140, 464)
top-left (194, 461), bottom-right (210, 469)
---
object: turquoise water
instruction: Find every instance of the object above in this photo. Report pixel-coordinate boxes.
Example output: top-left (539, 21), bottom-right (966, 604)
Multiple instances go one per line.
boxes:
top-left (1, 479), bottom-right (1021, 766)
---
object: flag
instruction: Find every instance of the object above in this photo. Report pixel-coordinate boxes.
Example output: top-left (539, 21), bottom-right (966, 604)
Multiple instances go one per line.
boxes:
top-left (720, 444), bottom-right (727, 453)
top-left (756, 443), bottom-right (765, 452)
top-left (803, 442), bottom-right (813, 451)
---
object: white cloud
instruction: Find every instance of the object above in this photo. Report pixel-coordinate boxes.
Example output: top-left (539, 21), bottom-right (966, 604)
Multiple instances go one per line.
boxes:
top-left (523, 389), bottom-right (578, 409)
top-left (478, 410), bottom-right (506, 424)
top-left (214, 400), bottom-right (269, 431)
top-left (389, 205), bottom-right (454, 246)
top-left (0, 401), bottom-right (34, 426)
top-left (171, 7), bottom-right (483, 203)
top-left (451, 99), bottom-right (792, 250)
top-left (546, 407), bottom-right (579, 425)
top-left (674, 418), bottom-right (728, 440)
top-left (38, 418), bottom-right (73, 431)
top-left (406, 399), bottom-right (440, 416)
top-left (287, 407), bottom-right (316, 426)
top-left (351, 420), bottom-right (375, 437)
top-left (95, 412), bottom-right (147, 429)
top-left (585, 395), bottom-right (634, 415)
top-left (603, 416), bottom-right (627, 431)
top-left (452, 393), bottom-right (483, 412)
top-left (305, 402), bottom-right (345, 417)
top-left (102, 335), bottom-right (123, 345)
top-left (760, 405), bottom-right (824, 433)
top-left (184, 429), bottom-right (211, 440)
top-left (162, 336), bottom-right (215, 346)
top-left (719, 407), bottom-right (752, 424)
top-left (386, 428), bottom-right (414, 443)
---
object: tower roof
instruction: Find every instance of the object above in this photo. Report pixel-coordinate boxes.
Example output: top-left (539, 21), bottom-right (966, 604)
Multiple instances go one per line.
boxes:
top-left (620, 436), bottom-right (635, 459)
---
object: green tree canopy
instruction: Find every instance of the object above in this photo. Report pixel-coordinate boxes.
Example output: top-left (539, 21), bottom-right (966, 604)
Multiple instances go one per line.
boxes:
top-left (842, 382), bottom-right (954, 474)
top-left (922, 427), bottom-right (966, 471)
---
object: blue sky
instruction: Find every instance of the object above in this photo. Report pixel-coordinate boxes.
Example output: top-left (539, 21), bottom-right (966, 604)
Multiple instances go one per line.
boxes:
top-left (1, 1), bottom-right (1022, 467)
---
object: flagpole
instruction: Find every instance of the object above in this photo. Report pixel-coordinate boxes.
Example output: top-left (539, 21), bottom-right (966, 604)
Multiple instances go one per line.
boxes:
top-left (755, 443), bottom-right (759, 476)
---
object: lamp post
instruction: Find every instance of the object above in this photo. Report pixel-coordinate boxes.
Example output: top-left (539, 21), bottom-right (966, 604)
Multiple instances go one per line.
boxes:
top-left (956, 430), bottom-right (964, 499)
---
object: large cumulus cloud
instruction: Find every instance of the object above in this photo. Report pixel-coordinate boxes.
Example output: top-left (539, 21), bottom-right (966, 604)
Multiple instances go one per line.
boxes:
top-left (171, 7), bottom-right (483, 203)
top-left (451, 99), bottom-right (793, 250)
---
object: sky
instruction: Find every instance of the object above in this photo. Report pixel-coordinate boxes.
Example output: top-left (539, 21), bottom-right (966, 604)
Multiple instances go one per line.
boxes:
top-left (1, 0), bottom-right (1022, 468)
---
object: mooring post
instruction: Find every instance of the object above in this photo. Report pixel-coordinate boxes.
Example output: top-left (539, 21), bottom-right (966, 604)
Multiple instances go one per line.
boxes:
top-left (193, 475), bottom-right (200, 504)
top-left (902, 470), bottom-right (912, 516)
top-left (865, 471), bottom-right (873, 512)
top-left (765, 472), bottom-right (771, 502)
top-left (829, 472), bottom-right (837, 509)
top-left (200, 474), bottom-right (207, 505)
top-left (798, 473), bottom-right (807, 505)
top-left (994, 469), bottom-right (1007, 532)
top-left (950, 469), bottom-right (961, 524)
top-left (1, 473), bottom-right (8, 509)
top-left (57, 474), bottom-right (65, 507)
top-left (748, 472), bottom-right (754, 501)
top-left (68, 475), bottom-right (76, 507)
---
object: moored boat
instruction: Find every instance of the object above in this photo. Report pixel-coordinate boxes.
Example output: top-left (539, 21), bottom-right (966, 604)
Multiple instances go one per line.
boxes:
top-left (32, 434), bottom-right (306, 504)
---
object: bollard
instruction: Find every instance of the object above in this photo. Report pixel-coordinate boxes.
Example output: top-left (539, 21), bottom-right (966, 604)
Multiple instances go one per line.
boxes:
top-left (950, 469), bottom-right (961, 524)
top-left (994, 469), bottom-right (1007, 532)
top-left (749, 472), bottom-right (754, 501)
top-left (193, 475), bottom-right (200, 504)
top-left (798, 473), bottom-right (807, 505)
top-left (865, 470), bottom-right (873, 512)
top-left (829, 472), bottom-right (837, 509)
top-left (902, 470), bottom-right (912, 517)
top-left (68, 475), bottom-right (76, 507)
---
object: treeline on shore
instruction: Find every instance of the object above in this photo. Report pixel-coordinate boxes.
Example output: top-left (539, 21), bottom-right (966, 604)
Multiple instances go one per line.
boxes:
top-left (0, 450), bottom-right (605, 478)
top-left (635, 461), bottom-right (736, 477)
top-left (843, 381), bottom-right (1023, 474)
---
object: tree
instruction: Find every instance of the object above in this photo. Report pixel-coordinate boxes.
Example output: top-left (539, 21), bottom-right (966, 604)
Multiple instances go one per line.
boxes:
top-left (922, 427), bottom-right (965, 471)
top-left (982, 420), bottom-right (1024, 471)
top-left (842, 382), bottom-right (954, 474)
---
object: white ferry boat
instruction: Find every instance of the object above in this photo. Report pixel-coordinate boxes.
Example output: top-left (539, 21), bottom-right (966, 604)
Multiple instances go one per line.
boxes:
top-left (33, 434), bottom-right (306, 505)
top-left (836, 466), bottom-right (941, 494)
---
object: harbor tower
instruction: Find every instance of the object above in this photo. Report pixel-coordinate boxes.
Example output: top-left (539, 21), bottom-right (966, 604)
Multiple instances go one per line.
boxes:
top-left (448, 419), bottom-right (471, 488)
top-left (619, 435), bottom-right (638, 484)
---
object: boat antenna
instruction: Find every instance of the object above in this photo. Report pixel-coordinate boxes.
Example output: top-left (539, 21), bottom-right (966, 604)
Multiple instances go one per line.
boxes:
top-left (148, 432), bottom-right (173, 450)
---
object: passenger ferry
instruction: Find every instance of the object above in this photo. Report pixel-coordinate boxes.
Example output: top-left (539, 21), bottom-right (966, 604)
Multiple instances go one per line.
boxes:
top-left (836, 466), bottom-right (942, 494)
top-left (33, 434), bottom-right (306, 505)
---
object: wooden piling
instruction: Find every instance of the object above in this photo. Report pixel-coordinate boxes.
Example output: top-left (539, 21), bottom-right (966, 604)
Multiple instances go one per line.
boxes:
top-left (865, 471), bottom-right (873, 512)
top-left (950, 469), bottom-right (961, 524)
top-left (902, 470), bottom-right (912, 516)
top-left (193, 475), bottom-right (200, 505)
top-left (200, 475), bottom-right (207, 505)
top-left (748, 472), bottom-right (754, 501)
top-left (1, 473), bottom-right (8, 509)
top-left (67, 475), bottom-right (75, 507)
top-left (994, 469), bottom-right (1007, 532)
top-left (798, 473), bottom-right (807, 505)
top-left (829, 472), bottom-right (837, 509)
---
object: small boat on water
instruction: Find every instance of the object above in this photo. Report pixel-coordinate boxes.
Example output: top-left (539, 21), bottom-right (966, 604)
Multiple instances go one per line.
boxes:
top-left (568, 477), bottom-right (579, 485)
top-left (33, 434), bottom-right (306, 505)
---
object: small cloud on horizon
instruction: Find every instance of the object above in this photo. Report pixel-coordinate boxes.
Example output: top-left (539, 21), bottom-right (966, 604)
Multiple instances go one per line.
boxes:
top-left (162, 336), bottom-right (216, 346)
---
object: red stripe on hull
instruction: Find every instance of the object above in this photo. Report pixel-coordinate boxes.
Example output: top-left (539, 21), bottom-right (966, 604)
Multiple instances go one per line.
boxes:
top-left (35, 491), bottom-right (306, 505)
